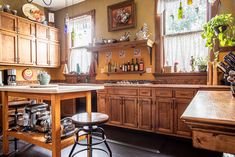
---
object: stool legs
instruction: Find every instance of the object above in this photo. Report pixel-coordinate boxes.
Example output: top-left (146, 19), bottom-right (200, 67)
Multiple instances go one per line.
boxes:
top-left (97, 127), bottom-right (112, 157)
top-left (68, 126), bottom-right (112, 157)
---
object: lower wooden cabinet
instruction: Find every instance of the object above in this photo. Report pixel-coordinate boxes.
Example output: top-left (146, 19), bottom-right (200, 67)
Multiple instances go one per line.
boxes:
top-left (138, 98), bottom-right (152, 130)
top-left (109, 96), bottom-right (123, 125)
top-left (155, 98), bottom-right (174, 134)
top-left (174, 98), bottom-right (192, 137)
top-left (122, 97), bottom-right (138, 128)
top-left (97, 93), bottom-right (107, 114)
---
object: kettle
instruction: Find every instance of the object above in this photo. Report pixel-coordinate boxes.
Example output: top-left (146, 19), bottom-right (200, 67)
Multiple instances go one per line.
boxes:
top-left (37, 72), bottom-right (51, 85)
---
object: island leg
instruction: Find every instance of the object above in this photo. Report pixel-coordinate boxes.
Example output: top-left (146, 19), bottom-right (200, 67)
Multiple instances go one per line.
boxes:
top-left (2, 91), bottom-right (9, 155)
top-left (51, 94), bottom-right (61, 157)
top-left (86, 91), bottom-right (92, 157)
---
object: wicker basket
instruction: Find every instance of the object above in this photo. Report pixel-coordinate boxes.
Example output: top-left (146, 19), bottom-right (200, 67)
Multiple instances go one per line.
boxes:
top-left (64, 74), bottom-right (78, 84)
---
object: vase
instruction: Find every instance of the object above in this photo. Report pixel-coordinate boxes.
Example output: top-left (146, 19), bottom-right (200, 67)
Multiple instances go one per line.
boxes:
top-left (37, 73), bottom-right (51, 85)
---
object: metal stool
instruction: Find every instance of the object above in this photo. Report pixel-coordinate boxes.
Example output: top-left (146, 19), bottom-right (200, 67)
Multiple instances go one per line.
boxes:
top-left (69, 112), bottom-right (112, 157)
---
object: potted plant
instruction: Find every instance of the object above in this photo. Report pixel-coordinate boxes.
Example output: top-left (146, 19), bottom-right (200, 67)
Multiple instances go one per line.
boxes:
top-left (196, 56), bottom-right (209, 72)
top-left (201, 14), bottom-right (235, 49)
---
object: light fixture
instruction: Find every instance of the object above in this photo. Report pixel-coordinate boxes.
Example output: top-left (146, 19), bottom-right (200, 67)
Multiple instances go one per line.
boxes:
top-left (26, 0), bottom-right (52, 6)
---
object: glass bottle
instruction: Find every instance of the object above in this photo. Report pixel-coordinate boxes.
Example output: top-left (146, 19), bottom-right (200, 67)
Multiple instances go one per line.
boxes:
top-left (135, 58), bottom-right (139, 71)
top-left (139, 58), bottom-right (144, 71)
top-left (131, 58), bottom-right (134, 72)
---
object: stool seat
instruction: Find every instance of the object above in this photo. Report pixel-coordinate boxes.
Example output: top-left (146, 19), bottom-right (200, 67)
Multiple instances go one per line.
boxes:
top-left (72, 112), bottom-right (109, 126)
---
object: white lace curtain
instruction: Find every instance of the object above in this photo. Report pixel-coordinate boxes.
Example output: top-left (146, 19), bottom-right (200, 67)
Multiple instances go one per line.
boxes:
top-left (68, 15), bottom-right (92, 74)
top-left (164, 32), bottom-right (208, 72)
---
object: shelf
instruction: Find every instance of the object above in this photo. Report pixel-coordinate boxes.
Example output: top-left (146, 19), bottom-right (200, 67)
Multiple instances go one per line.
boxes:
top-left (86, 39), bottom-right (154, 65)
top-left (103, 71), bottom-right (145, 76)
top-left (7, 130), bottom-right (84, 150)
top-left (154, 72), bottom-right (207, 77)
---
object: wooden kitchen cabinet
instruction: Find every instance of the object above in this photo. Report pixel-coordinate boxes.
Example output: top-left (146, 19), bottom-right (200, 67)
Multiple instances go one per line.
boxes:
top-left (49, 28), bottom-right (59, 42)
top-left (174, 98), bottom-right (192, 137)
top-left (122, 97), bottom-right (138, 128)
top-left (61, 99), bottom-right (76, 117)
top-left (0, 12), bottom-right (17, 33)
top-left (49, 42), bottom-right (60, 67)
top-left (108, 96), bottom-right (123, 125)
top-left (97, 93), bottom-right (107, 114)
top-left (36, 39), bottom-right (49, 66)
top-left (0, 31), bottom-right (17, 64)
top-left (18, 35), bottom-right (35, 65)
top-left (36, 24), bottom-right (49, 40)
top-left (17, 18), bottom-right (35, 36)
top-left (155, 98), bottom-right (174, 134)
top-left (138, 98), bottom-right (152, 130)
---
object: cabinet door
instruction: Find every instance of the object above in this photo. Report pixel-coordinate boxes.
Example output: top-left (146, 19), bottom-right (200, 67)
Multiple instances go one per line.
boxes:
top-left (139, 98), bottom-right (152, 130)
top-left (61, 99), bottom-right (76, 117)
top-left (123, 97), bottom-right (138, 128)
top-left (18, 35), bottom-right (35, 65)
top-left (36, 24), bottom-right (49, 40)
top-left (18, 18), bottom-right (35, 36)
top-left (0, 13), bottom-right (17, 33)
top-left (97, 94), bottom-right (107, 114)
top-left (0, 31), bottom-right (17, 64)
top-left (109, 96), bottom-right (123, 125)
top-left (36, 39), bottom-right (49, 66)
top-left (174, 98), bottom-right (192, 137)
top-left (49, 28), bottom-right (59, 42)
top-left (156, 98), bottom-right (174, 134)
top-left (49, 42), bottom-right (60, 67)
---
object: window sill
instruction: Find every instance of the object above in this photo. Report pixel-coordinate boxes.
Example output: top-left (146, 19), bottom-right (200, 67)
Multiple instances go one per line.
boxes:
top-left (154, 72), bottom-right (207, 77)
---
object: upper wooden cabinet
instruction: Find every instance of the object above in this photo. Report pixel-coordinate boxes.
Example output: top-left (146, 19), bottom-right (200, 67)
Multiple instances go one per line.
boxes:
top-left (49, 28), bottom-right (59, 42)
top-left (0, 12), bottom-right (60, 67)
top-left (36, 39), bottom-right (49, 66)
top-left (0, 31), bottom-right (17, 64)
top-left (18, 35), bottom-right (35, 65)
top-left (36, 24), bottom-right (49, 40)
top-left (0, 12), bottom-right (17, 33)
top-left (49, 42), bottom-right (60, 67)
top-left (17, 18), bottom-right (35, 36)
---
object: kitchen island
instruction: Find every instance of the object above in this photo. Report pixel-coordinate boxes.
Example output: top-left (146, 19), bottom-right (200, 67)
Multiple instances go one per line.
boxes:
top-left (181, 91), bottom-right (235, 155)
top-left (0, 85), bottom-right (104, 157)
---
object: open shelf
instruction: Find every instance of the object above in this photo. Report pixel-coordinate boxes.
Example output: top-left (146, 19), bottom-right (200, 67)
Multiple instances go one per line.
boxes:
top-left (86, 39), bottom-right (154, 65)
top-left (7, 130), bottom-right (82, 150)
top-left (103, 71), bottom-right (145, 76)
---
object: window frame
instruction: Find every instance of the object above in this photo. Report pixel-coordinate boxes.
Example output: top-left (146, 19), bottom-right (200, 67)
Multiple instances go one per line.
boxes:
top-left (154, 0), bottom-right (218, 74)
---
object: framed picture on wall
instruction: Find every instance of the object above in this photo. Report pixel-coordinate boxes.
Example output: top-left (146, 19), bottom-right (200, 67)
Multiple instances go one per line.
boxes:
top-left (107, 0), bottom-right (136, 32)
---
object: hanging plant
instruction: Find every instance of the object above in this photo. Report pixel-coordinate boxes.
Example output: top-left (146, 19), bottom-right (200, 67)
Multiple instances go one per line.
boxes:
top-left (201, 14), bottom-right (235, 49)
top-left (71, 27), bottom-right (76, 47)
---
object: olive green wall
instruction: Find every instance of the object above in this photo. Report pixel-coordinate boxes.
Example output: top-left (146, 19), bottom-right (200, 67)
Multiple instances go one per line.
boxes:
top-left (0, 0), bottom-right (47, 18)
top-left (220, 0), bottom-right (235, 17)
top-left (54, 0), bottom-right (155, 63)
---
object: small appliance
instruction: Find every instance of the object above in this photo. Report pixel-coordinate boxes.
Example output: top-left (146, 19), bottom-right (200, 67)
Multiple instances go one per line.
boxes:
top-left (4, 69), bottom-right (17, 86)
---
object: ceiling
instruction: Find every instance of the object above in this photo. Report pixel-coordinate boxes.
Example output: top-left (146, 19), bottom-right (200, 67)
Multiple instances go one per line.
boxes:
top-left (33, 0), bottom-right (85, 11)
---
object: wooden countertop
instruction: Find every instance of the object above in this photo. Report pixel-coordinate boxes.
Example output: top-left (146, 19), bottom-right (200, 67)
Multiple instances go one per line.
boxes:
top-left (0, 85), bottom-right (104, 94)
top-left (181, 91), bottom-right (235, 126)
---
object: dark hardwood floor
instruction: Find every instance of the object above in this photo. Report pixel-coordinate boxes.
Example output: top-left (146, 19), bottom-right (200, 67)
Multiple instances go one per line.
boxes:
top-left (0, 125), bottom-right (223, 157)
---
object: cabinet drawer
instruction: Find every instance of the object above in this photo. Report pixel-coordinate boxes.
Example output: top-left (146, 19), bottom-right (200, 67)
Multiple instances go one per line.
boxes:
top-left (193, 130), bottom-right (235, 154)
top-left (175, 90), bottom-right (195, 98)
top-left (109, 88), bottom-right (138, 96)
top-left (139, 88), bottom-right (152, 96)
top-left (156, 89), bottom-right (173, 97)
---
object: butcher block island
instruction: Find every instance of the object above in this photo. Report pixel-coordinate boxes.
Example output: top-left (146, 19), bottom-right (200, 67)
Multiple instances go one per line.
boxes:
top-left (0, 85), bottom-right (104, 157)
top-left (181, 91), bottom-right (235, 155)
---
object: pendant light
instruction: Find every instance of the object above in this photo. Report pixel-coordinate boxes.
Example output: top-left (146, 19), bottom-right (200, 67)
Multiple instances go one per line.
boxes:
top-left (187, 0), bottom-right (193, 5)
top-left (178, 1), bottom-right (183, 20)
top-left (26, 0), bottom-right (52, 6)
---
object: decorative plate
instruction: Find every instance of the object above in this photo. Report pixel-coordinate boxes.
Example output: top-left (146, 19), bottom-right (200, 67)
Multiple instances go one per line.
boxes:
top-left (22, 3), bottom-right (45, 22)
top-left (22, 68), bottom-right (33, 80)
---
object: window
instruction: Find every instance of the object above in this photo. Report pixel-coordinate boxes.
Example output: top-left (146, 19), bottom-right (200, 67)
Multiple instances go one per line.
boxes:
top-left (161, 0), bottom-right (208, 72)
top-left (68, 14), bottom-right (93, 74)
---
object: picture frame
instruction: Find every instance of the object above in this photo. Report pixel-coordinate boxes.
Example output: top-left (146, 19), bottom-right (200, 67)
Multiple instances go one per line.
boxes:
top-left (107, 0), bottom-right (136, 32)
